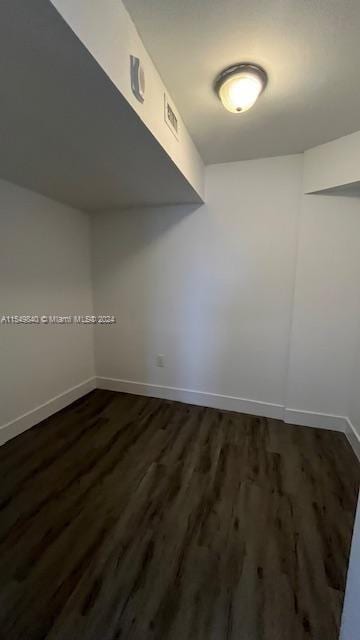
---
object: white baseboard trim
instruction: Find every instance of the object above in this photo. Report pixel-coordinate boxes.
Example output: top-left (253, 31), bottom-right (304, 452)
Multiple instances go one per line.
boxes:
top-left (345, 418), bottom-right (360, 462)
top-left (0, 377), bottom-right (96, 446)
top-left (97, 378), bottom-right (353, 436)
top-left (96, 377), bottom-right (284, 420)
top-left (284, 408), bottom-right (348, 432)
top-left (3, 375), bottom-right (359, 461)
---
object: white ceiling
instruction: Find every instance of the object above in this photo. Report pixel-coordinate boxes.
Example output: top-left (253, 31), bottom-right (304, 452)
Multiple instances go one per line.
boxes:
top-left (123, 0), bottom-right (360, 165)
top-left (0, 2), bottom-right (201, 212)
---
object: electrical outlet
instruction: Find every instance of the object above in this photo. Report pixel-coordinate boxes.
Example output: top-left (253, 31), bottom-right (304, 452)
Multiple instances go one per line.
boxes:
top-left (156, 354), bottom-right (165, 368)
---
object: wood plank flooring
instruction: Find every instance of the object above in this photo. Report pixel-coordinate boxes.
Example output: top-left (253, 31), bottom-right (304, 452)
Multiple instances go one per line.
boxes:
top-left (0, 390), bottom-right (359, 640)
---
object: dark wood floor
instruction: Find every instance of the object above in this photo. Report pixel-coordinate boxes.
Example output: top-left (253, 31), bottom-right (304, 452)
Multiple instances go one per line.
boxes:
top-left (0, 390), bottom-right (359, 640)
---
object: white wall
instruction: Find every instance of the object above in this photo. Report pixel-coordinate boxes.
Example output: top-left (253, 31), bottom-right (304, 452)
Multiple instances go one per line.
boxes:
top-left (92, 155), bottom-right (303, 415)
top-left (0, 179), bottom-right (95, 443)
top-left (91, 149), bottom-right (360, 639)
top-left (340, 493), bottom-right (360, 640)
top-left (348, 320), bottom-right (360, 454)
top-left (1, 134), bottom-right (360, 634)
top-left (50, 0), bottom-right (204, 201)
top-left (304, 131), bottom-right (360, 194)
top-left (285, 194), bottom-right (360, 427)
top-left (350, 348), bottom-right (360, 439)
top-left (3, 150), bottom-right (356, 439)
top-left (92, 152), bottom-right (360, 432)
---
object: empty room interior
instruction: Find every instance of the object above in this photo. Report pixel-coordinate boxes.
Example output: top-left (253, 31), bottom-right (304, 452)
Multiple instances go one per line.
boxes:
top-left (2, 1), bottom-right (360, 638)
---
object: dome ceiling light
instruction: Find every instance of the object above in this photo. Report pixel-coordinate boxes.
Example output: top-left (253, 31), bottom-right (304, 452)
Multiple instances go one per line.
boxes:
top-left (215, 63), bottom-right (267, 114)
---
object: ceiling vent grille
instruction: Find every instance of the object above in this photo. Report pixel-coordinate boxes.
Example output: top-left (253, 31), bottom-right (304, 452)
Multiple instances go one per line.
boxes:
top-left (164, 94), bottom-right (179, 140)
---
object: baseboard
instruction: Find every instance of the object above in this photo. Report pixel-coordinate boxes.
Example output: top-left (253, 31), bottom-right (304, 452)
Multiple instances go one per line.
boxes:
top-left (0, 377), bottom-right (96, 446)
top-left (98, 378), bottom-right (355, 436)
top-left (2, 375), bottom-right (358, 457)
top-left (96, 377), bottom-right (284, 419)
top-left (284, 408), bottom-right (348, 432)
top-left (345, 418), bottom-right (360, 462)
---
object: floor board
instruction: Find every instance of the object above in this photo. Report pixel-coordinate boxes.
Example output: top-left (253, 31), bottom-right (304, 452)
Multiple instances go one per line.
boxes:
top-left (0, 390), bottom-right (358, 639)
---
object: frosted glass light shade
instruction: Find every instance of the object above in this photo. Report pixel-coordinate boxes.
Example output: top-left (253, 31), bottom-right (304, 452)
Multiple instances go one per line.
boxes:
top-left (216, 64), bottom-right (267, 114)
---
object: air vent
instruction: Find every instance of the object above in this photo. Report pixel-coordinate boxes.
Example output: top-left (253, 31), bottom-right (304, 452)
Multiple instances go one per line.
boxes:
top-left (164, 94), bottom-right (179, 140)
top-left (130, 55), bottom-right (145, 103)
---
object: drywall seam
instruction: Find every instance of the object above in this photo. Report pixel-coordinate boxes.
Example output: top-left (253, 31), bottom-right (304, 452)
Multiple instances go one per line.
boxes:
top-left (282, 156), bottom-right (305, 415)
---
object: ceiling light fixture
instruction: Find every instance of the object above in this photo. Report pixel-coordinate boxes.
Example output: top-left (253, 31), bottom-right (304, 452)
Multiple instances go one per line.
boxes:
top-left (215, 63), bottom-right (267, 114)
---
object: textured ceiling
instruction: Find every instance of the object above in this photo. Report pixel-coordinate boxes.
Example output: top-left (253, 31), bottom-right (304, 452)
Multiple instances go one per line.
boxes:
top-left (123, 0), bottom-right (360, 164)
